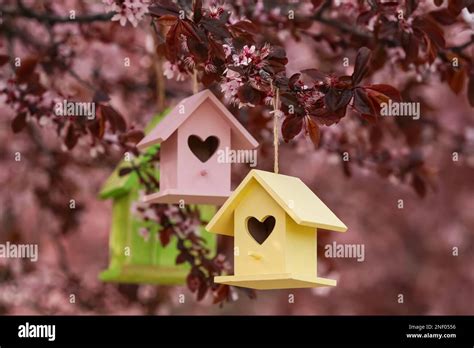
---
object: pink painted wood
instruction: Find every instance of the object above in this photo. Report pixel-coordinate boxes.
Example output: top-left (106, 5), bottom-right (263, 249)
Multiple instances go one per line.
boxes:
top-left (137, 89), bottom-right (259, 205)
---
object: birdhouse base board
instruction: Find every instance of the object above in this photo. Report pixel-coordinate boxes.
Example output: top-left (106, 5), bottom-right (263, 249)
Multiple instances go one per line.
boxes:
top-left (143, 189), bottom-right (231, 205)
top-left (214, 273), bottom-right (337, 290)
top-left (99, 265), bottom-right (187, 285)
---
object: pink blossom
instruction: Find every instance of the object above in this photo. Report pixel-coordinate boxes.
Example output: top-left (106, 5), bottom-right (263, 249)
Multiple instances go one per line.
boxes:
top-left (105, 0), bottom-right (149, 27)
top-left (221, 69), bottom-right (242, 101)
top-left (233, 45), bottom-right (256, 66)
top-left (222, 44), bottom-right (232, 58)
top-left (162, 61), bottom-right (187, 81)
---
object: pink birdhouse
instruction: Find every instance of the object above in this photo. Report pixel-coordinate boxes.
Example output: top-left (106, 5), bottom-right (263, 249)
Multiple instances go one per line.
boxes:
top-left (137, 89), bottom-right (259, 205)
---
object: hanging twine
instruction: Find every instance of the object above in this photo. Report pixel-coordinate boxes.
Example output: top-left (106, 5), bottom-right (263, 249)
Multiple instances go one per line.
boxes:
top-left (192, 69), bottom-right (198, 94)
top-left (270, 82), bottom-right (280, 174)
top-left (191, 0), bottom-right (198, 94)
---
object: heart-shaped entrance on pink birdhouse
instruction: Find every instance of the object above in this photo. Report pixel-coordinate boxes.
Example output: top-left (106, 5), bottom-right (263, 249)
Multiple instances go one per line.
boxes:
top-left (247, 216), bottom-right (276, 245)
top-left (187, 135), bottom-right (219, 162)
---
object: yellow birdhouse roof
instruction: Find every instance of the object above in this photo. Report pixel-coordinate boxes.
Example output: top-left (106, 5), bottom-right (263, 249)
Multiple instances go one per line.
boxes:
top-left (206, 169), bottom-right (348, 236)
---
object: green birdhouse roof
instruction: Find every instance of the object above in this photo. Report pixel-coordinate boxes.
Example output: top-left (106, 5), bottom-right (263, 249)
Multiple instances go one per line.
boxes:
top-left (99, 109), bottom-right (170, 200)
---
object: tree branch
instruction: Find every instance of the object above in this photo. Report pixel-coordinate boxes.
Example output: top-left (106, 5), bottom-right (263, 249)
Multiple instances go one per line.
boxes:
top-left (0, 1), bottom-right (114, 25)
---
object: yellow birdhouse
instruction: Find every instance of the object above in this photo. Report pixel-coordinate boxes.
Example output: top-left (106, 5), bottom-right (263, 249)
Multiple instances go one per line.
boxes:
top-left (206, 169), bottom-right (348, 290)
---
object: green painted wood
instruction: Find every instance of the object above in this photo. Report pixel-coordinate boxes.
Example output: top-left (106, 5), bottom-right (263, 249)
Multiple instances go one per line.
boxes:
top-left (99, 108), bottom-right (170, 200)
top-left (99, 109), bottom-right (217, 285)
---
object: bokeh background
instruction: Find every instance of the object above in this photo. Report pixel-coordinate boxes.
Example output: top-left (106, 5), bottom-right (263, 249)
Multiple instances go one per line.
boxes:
top-left (1, 0), bottom-right (473, 314)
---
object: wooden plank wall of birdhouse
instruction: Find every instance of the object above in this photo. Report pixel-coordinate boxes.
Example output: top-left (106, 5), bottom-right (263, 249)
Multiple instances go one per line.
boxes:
top-left (285, 218), bottom-right (317, 277)
top-left (234, 179), bottom-right (286, 276)
top-left (159, 131), bottom-right (177, 191)
top-left (109, 194), bottom-right (131, 269)
top-left (177, 100), bottom-right (231, 193)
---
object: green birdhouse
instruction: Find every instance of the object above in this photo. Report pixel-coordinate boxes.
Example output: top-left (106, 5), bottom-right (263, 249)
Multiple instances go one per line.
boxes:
top-left (99, 110), bottom-right (217, 284)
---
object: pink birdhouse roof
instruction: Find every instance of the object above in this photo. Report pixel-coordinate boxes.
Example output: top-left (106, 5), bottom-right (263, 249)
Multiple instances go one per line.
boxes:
top-left (137, 89), bottom-right (259, 150)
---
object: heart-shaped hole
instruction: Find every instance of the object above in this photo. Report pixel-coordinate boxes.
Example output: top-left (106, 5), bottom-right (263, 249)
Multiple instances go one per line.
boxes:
top-left (247, 216), bottom-right (276, 245)
top-left (187, 135), bottom-right (219, 163)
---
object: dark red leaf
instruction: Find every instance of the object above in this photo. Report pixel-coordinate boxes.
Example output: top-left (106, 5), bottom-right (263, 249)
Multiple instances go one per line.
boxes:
top-left (179, 20), bottom-right (202, 42)
top-left (201, 71), bottom-right (219, 87)
top-left (406, 0), bottom-right (418, 16)
top-left (325, 88), bottom-right (352, 113)
top-left (156, 43), bottom-right (167, 57)
top-left (402, 32), bottom-right (420, 64)
top-left (165, 22), bottom-right (179, 60)
top-left (197, 281), bottom-right (208, 301)
top-left (0, 55), bottom-right (9, 67)
top-left (159, 227), bottom-right (172, 247)
top-left (186, 273), bottom-right (200, 292)
top-left (193, 0), bottom-right (202, 23)
top-left (212, 284), bottom-right (230, 304)
top-left (264, 59), bottom-right (287, 74)
top-left (447, 0), bottom-right (466, 15)
top-left (342, 159), bottom-right (351, 177)
top-left (122, 130), bottom-right (145, 144)
top-left (101, 105), bottom-right (127, 133)
top-left (148, 0), bottom-right (180, 17)
top-left (176, 252), bottom-right (187, 265)
top-left (412, 174), bottom-right (427, 198)
top-left (366, 84), bottom-right (402, 102)
top-left (429, 9), bottom-right (457, 25)
top-left (268, 46), bottom-right (287, 60)
top-left (365, 88), bottom-right (391, 117)
top-left (200, 18), bottom-right (230, 38)
top-left (65, 123), bottom-right (78, 150)
top-left (230, 21), bottom-right (259, 35)
top-left (447, 67), bottom-right (466, 95)
top-left (301, 68), bottom-right (328, 83)
top-left (357, 10), bottom-right (375, 24)
top-left (468, 73), bottom-right (474, 107)
top-left (354, 88), bottom-right (376, 117)
top-left (369, 45), bottom-right (388, 72)
top-left (237, 83), bottom-right (263, 104)
top-left (288, 73), bottom-right (301, 89)
top-left (11, 113), bottom-right (27, 133)
top-left (306, 116), bottom-right (320, 147)
top-left (118, 167), bottom-right (133, 177)
top-left (352, 47), bottom-right (372, 85)
top-left (414, 16), bottom-right (445, 49)
top-left (380, 1), bottom-right (399, 8)
top-left (311, 107), bottom-right (342, 126)
top-left (88, 116), bottom-right (104, 139)
top-left (15, 57), bottom-right (38, 83)
top-left (281, 116), bottom-right (303, 142)
top-left (187, 38), bottom-right (208, 62)
top-left (157, 14), bottom-right (178, 26)
top-left (208, 38), bottom-right (225, 61)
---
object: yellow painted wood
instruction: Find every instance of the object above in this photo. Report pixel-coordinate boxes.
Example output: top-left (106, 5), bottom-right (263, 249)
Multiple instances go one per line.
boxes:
top-left (214, 274), bottom-right (337, 290)
top-left (206, 169), bottom-right (347, 236)
top-left (206, 169), bottom-right (348, 290)
top-left (234, 179), bottom-right (286, 276)
top-left (286, 220), bottom-right (317, 277)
